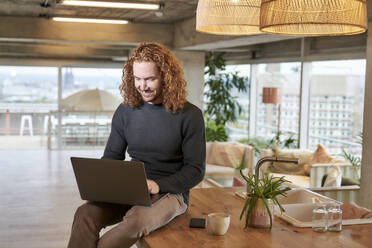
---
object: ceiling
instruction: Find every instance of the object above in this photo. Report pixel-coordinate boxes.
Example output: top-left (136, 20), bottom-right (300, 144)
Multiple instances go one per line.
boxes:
top-left (0, 0), bottom-right (368, 63)
top-left (0, 0), bottom-right (198, 24)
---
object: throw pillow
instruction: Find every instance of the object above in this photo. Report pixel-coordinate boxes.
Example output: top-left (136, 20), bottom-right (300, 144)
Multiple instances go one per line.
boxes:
top-left (304, 144), bottom-right (345, 176)
top-left (323, 167), bottom-right (342, 187)
top-left (207, 141), bottom-right (246, 168)
top-left (341, 202), bottom-right (372, 219)
top-left (321, 175), bottom-right (360, 186)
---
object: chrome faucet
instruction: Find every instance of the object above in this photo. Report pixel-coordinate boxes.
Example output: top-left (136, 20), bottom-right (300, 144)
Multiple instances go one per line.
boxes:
top-left (255, 156), bottom-right (299, 179)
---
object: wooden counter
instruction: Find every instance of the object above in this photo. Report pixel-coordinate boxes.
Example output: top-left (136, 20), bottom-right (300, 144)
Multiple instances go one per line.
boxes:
top-left (140, 187), bottom-right (372, 248)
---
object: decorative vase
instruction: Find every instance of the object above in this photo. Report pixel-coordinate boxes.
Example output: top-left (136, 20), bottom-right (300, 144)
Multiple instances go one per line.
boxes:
top-left (248, 198), bottom-right (274, 228)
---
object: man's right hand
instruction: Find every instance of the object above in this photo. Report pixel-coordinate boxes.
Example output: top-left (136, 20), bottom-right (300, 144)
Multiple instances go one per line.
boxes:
top-left (146, 179), bottom-right (160, 194)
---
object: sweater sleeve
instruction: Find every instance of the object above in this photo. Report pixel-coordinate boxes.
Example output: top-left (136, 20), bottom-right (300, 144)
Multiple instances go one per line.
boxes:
top-left (154, 108), bottom-right (206, 194)
top-left (102, 105), bottom-right (127, 160)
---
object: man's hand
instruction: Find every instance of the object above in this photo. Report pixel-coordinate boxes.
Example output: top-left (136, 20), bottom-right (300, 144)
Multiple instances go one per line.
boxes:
top-left (146, 179), bottom-right (160, 194)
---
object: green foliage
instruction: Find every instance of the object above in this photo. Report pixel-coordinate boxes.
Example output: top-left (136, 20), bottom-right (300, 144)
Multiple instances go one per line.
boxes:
top-left (204, 52), bottom-right (249, 126)
top-left (238, 131), bottom-right (298, 157)
top-left (238, 137), bottom-right (272, 157)
top-left (205, 52), bottom-right (226, 76)
top-left (342, 148), bottom-right (361, 169)
top-left (341, 132), bottom-right (362, 180)
top-left (269, 131), bottom-right (298, 149)
top-left (205, 119), bottom-right (228, 142)
top-left (239, 172), bottom-right (291, 229)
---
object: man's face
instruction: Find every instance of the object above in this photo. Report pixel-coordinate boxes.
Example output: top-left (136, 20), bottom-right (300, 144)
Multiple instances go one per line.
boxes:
top-left (133, 61), bottom-right (163, 105)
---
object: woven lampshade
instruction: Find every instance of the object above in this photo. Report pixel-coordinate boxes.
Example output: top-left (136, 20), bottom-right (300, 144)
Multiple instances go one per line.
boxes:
top-left (196, 0), bottom-right (262, 35)
top-left (262, 87), bottom-right (281, 104)
top-left (260, 0), bottom-right (367, 36)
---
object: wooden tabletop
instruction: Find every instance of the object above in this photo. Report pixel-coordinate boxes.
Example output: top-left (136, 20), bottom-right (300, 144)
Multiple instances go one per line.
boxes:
top-left (140, 187), bottom-right (372, 248)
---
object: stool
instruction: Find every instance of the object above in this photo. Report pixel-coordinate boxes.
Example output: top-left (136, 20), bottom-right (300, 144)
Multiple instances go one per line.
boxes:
top-left (20, 115), bottom-right (33, 136)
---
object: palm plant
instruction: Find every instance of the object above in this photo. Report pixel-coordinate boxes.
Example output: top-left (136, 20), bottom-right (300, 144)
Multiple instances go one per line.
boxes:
top-left (204, 52), bottom-right (248, 127)
top-left (239, 171), bottom-right (291, 229)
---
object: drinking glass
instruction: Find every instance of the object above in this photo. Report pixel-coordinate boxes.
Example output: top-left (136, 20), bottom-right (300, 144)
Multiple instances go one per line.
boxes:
top-left (312, 202), bottom-right (328, 232)
top-left (327, 202), bottom-right (342, 232)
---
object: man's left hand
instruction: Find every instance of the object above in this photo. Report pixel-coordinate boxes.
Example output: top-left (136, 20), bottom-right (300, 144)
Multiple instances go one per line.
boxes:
top-left (146, 179), bottom-right (160, 194)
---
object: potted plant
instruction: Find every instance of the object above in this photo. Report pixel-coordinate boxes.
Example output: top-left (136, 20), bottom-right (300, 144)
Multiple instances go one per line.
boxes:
top-left (203, 52), bottom-right (248, 141)
top-left (239, 171), bottom-right (291, 229)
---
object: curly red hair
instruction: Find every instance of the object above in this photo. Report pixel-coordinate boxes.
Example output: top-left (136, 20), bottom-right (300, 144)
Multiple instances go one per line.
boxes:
top-left (120, 42), bottom-right (187, 113)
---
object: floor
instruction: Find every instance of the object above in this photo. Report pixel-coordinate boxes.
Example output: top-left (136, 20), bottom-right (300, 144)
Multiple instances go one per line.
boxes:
top-left (0, 149), bottom-right (106, 248)
top-left (0, 135), bottom-right (47, 149)
top-left (0, 135), bottom-right (106, 150)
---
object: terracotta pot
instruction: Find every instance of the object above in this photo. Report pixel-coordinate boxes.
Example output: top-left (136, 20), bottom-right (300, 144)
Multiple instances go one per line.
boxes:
top-left (248, 198), bottom-right (274, 228)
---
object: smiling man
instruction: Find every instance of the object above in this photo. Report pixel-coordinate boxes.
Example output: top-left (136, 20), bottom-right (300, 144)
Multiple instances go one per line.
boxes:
top-left (67, 42), bottom-right (206, 248)
top-left (133, 61), bottom-right (163, 105)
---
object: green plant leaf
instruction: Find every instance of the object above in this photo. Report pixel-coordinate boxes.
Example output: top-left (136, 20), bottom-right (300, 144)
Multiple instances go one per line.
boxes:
top-left (238, 173), bottom-right (291, 229)
top-left (240, 196), bottom-right (251, 220)
top-left (273, 197), bottom-right (285, 213)
top-left (341, 148), bottom-right (361, 169)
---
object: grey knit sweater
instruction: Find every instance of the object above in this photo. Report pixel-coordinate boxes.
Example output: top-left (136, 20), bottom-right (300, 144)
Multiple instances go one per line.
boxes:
top-left (102, 101), bottom-right (206, 204)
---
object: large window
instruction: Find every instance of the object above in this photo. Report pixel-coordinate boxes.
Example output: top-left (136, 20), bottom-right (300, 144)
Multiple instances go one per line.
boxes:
top-left (0, 67), bottom-right (58, 149)
top-left (62, 67), bottom-right (122, 99)
top-left (308, 60), bottom-right (365, 156)
top-left (0, 66), bottom-right (123, 150)
top-left (255, 63), bottom-right (301, 145)
top-left (54, 67), bottom-right (122, 149)
top-left (225, 64), bottom-right (250, 141)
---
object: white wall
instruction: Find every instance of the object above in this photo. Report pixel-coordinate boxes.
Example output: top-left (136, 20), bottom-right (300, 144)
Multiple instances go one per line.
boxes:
top-left (175, 50), bottom-right (205, 110)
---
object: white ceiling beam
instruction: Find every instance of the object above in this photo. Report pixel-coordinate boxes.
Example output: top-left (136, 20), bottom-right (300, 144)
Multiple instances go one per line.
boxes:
top-left (0, 42), bottom-right (129, 59)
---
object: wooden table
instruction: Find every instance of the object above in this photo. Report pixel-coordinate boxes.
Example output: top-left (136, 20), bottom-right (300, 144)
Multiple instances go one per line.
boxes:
top-left (140, 187), bottom-right (372, 248)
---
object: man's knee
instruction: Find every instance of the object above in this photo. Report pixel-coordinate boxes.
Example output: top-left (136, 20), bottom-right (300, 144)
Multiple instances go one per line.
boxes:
top-left (74, 203), bottom-right (108, 230)
top-left (124, 207), bottom-right (154, 237)
top-left (75, 203), bottom-right (98, 219)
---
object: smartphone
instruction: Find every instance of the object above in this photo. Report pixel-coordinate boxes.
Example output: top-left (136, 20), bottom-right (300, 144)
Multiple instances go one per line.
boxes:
top-left (189, 218), bottom-right (206, 228)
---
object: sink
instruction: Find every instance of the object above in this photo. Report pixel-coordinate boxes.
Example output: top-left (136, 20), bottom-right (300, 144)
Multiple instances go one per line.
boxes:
top-left (274, 188), bottom-right (372, 227)
top-left (235, 188), bottom-right (372, 227)
top-left (277, 188), bottom-right (333, 205)
top-left (274, 189), bottom-right (337, 227)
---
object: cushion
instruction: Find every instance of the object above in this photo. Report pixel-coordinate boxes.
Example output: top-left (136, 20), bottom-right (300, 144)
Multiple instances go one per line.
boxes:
top-left (268, 148), bottom-right (313, 176)
top-left (233, 176), bottom-right (246, 186)
top-left (206, 142), bottom-right (213, 162)
top-left (270, 173), bottom-right (310, 188)
top-left (323, 167), bottom-right (342, 187)
top-left (304, 144), bottom-right (345, 175)
top-left (321, 175), bottom-right (360, 186)
top-left (341, 177), bottom-right (360, 186)
top-left (207, 141), bottom-right (246, 168)
top-left (341, 202), bottom-right (372, 219)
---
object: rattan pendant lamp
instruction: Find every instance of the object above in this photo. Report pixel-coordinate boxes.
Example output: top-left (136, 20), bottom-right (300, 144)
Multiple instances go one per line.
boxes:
top-left (196, 0), bottom-right (262, 35)
top-left (260, 0), bottom-right (367, 36)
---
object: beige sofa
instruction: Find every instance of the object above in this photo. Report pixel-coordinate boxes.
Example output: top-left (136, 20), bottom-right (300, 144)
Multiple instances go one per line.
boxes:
top-left (204, 141), bottom-right (255, 186)
top-left (260, 146), bottom-right (355, 188)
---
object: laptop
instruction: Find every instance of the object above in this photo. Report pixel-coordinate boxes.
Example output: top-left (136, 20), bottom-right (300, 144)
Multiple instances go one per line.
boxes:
top-left (71, 157), bottom-right (168, 206)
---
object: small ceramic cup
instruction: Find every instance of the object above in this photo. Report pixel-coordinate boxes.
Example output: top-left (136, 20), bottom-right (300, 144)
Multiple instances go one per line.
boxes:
top-left (207, 212), bottom-right (230, 235)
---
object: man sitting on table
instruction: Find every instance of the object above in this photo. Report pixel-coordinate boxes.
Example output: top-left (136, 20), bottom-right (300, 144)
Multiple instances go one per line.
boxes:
top-left (67, 42), bottom-right (206, 248)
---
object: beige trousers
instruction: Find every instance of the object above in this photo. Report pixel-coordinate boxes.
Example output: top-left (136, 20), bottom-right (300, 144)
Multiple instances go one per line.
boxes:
top-left (67, 194), bottom-right (187, 248)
